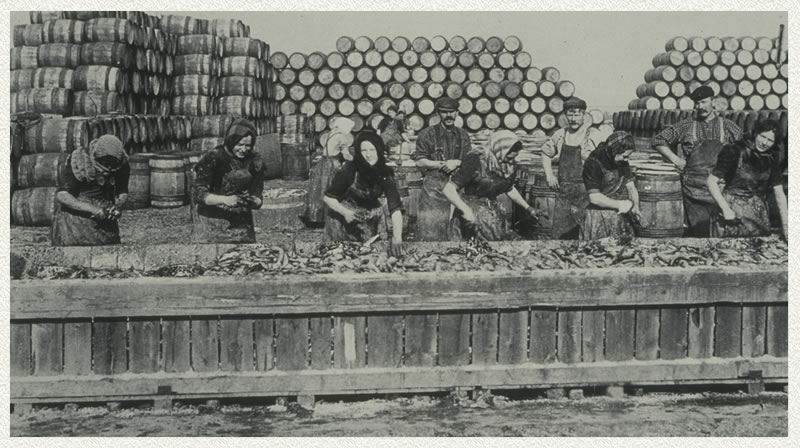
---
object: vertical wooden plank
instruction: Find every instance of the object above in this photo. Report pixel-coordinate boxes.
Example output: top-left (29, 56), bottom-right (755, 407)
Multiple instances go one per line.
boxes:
top-left (437, 312), bottom-right (470, 366)
top-left (367, 315), bottom-right (403, 368)
top-left (635, 309), bottom-right (660, 361)
top-left (498, 308), bottom-right (528, 365)
top-left (191, 317), bottom-right (219, 372)
top-left (404, 313), bottom-right (437, 367)
top-left (530, 308), bottom-right (557, 363)
top-left (606, 309), bottom-right (635, 362)
top-left (254, 318), bottom-right (275, 371)
top-left (129, 319), bottom-right (160, 373)
top-left (220, 318), bottom-right (254, 372)
top-left (557, 309), bottom-right (581, 364)
top-left (741, 306), bottom-right (766, 358)
top-left (581, 310), bottom-right (605, 363)
top-left (275, 317), bottom-right (308, 371)
top-left (162, 318), bottom-right (191, 373)
top-left (63, 320), bottom-right (92, 375)
top-left (10, 323), bottom-right (31, 377)
top-left (714, 305), bottom-right (742, 358)
top-left (688, 306), bottom-right (715, 358)
top-left (472, 311), bottom-right (498, 365)
top-left (309, 316), bottom-right (333, 370)
top-left (334, 315), bottom-right (366, 369)
top-left (766, 304), bottom-right (788, 357)
top-left (660, 308), bottom-right (689, 360)
top-left (93, 320), bottom-right (127, 375)
top-left (32, 323), bottom-right (64, 376)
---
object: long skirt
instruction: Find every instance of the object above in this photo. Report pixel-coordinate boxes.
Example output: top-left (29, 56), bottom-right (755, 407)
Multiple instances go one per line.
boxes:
top-left (711, 193), bottom-right (770, 237)
top-left (50, 198), bottom-right (120, 246)
top-left (305, 157), bottom-right (340, 225)
top-left (550, 181), bottom-right (588, 240)
top-left (190, 203), bottom-right (256, 244)
top-left (580, 207), bottom-right (635, 241)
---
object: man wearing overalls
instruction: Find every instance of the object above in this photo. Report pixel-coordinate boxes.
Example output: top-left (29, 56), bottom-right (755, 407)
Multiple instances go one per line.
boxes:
top-left (412, 97), bottom-right (472, 241)
top-left (652, 86), bottom-right (743, 237)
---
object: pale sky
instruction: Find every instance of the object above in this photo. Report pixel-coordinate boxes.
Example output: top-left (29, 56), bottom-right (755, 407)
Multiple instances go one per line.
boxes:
top-left (9, 10), bottom-right (788, 111)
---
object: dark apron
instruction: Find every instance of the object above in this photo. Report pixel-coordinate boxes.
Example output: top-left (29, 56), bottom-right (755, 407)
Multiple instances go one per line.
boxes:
top-left (580, 168), bottom-right (633, 241)
top-left (50, 196), bottom-right (120, 246)
top-left (324, 172), bottom-right (387, 243)
top-left (190, 167), bottom-right (256, 244)
top-left (711, 150), bottom-right (771, 237)
top-left (450, 194), bottom-right (510, 241)
top-left (681, 120), bottom-right (725, 238)
top-left (551, 142), bottom-right (588, 240)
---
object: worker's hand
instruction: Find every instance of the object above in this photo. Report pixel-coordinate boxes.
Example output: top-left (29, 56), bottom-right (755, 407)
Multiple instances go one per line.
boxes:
top-left (90, 207), bottom-right (108, 221)
top-left (674, 158), bottom-right (687, 172)
top-left (441, 159), bottom-right (462, 174)
top-left (219, 195), bottom-right (241, 208)
top-left (389, 240), bottom-right (407, 257)
top-left (105, 205), bottom-right (121, 221)
top-left (461, 206), bottom-right (476, 224)
top-left (721, 207), bottom-right (736, 221)
top-left (782, 225), bottom-right (788, 242)
top-left (527, 206), bottom-right (546, 222)
top-left (342, 209), bottom-right (358, 224)
top-left (486, 154), bottom-right (500, 174)
top-left (546, 173), bottom-right (559, 192)
top-left (630, 205), bottom-right (642, 223)
top-left (616, 200), bottom-right (634, 214)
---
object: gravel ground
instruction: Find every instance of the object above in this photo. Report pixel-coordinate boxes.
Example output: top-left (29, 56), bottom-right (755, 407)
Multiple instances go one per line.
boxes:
top-left (10, 391), bottom-right (788, 437)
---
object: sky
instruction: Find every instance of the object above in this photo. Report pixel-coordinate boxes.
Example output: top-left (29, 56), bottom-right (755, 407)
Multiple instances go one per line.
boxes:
top-left (9, 10), bottom-right (788, 112)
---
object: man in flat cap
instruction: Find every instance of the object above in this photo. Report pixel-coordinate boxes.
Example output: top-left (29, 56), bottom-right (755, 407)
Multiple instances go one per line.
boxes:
top-left (652, 85), bottom-right (742, 237)
top-left (412, 97), bottom-right (472, 240)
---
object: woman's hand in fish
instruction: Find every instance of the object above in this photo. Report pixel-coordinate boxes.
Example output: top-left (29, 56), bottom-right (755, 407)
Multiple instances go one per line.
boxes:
top-left (721, 207), bottom-right (736, 221)
top-left (389, 240), bottom-right (407, 257)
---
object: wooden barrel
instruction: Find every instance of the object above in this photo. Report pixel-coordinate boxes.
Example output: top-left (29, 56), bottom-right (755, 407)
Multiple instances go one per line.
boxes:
top-left (149, 154), bottom-right (186, 208)
top-left (37, 43), bottom-right (81, 68)
top-left (527, 162), bottom-right (557, 239)
top-left (11, 88), bottom-right (73, 116)
top-left (393, 66), bottom-right (411, 83)
top-left (190, 115), bottom-right (233, 138)
top-left (219, 75), bottom-right (257, 97)
top-left (174, 54), bottom-right (219, 76)
top-left (634, 167), bottom-right (684, 238)
top-left (161, 15), bottom-right (199, 35)
top-left (13, 67), bottom-right (73, 92)
top-left (218, 96), bottom-right (256, 117)
top-left (652, 51), bottom-right (685, 67)
top-left (14, 23), bottom-right (46, 47)
top-left (10, 47), bottom-right (40, 70)
top-left (373, 36), bottom-right (391, 53)
top-left (336, 36), bottom-right (355, 53)
top-left (83, 18), bottom-right (136, 44)
top-left (172, 95), bottom-right (216, 116)
top-left (222, 56), bottom-right (261, 77)
top-left (79, 42), bottom-right (132, 68)
top-left (30, 11), bottom-right (63, 23)
top-left (189, 137), bottom-right (224, 153)
top-left (11, 187), bottom-right (57, 227)
top-left (211, 19), bottom-right (245, 37)
top-left (124, 153), bottom-right (154, 210)
top-left (411, 36), bottom-right (430, 53)
top-left (73, 90), bottom-right (125, 115)
top-left (15, 153), bottom-right (66, 188)
top-left (172, 74), bottom-right (218, 96)
top-left (281, 143), bottom-right (310, 181)
top-left (253, 134), bottom-right (282, 180)
top-left (73, 65), bottom-right (125, 92)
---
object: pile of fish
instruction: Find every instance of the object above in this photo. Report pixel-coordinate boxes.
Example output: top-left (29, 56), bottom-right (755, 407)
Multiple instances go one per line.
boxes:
top-left (28, 236), bottom-right (787, 280)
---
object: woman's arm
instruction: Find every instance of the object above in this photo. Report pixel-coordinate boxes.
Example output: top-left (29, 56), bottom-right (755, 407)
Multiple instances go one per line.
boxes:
top-left (541, 154), bottom-right (558, 191)
top-left (323, 195), bottom-right (357, 223)
top-left (115, 193), bottom-right (128, 208)
top-left (624, 182), bottom-right (641, 219)
top-left (707, 174), bottom-right (735, 220)
top-left (442, 181), bottom-right (475, 222)
top-left (506, 186), bottom-right (530, 209)
top-left (773, 185), bottom-right (788, 239)
top-left (390, 209), bottom-right (403, 243)
top-left (588, 191), bottom-right (632, 212)
top-left (56, 191), bottom-right (105, 217)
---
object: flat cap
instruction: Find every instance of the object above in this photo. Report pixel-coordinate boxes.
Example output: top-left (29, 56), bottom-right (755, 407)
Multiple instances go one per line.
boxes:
top-left (436, 97), bottom-right (459, 112)
top-left (689, 85), bottom-right (715, 101)
top-left (563, 96), bottom-right (587, 111)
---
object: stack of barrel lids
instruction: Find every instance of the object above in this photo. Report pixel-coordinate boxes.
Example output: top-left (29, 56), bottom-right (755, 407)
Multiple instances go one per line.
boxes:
top-left (270, 35), bottom-right (582, 137)
top-left (629, 35), bottom-right (788, 111)
top-left (162, 13), bottom-right (276, 154)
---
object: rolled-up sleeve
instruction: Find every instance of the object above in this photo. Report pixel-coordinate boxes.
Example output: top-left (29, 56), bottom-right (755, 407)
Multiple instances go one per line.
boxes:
top-left (382, 176), bottom-right (404, 213)
top-left (411, 128), bottom-right (434, 161)
top-left (541, 129), bottom-right (561, 159)
top-left (723, 119), bottom-right (743, 143)
top-left (651, 125), bottom-right (682, 149)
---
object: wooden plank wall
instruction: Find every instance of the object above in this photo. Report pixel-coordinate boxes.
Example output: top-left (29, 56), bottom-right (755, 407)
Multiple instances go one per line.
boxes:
top-left (9, 302), bottom-right (788, 378)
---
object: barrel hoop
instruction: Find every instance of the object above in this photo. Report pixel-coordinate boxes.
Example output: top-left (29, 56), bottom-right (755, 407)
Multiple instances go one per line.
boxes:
top-left (528, 187), bottom-right (556, 197)
top-left (150, 167), bottom-right (186, 174)
top-left (638, 191), bottom-right (683, 202)
top-left (150, 195), bottom-right (184, 201)
top-left (635, 228), bottom-right (685, 238)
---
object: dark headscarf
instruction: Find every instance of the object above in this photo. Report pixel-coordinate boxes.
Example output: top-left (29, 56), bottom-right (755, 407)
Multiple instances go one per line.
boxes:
top-left (599, 131), bottom-right (635, 165)
top-left (743, 119), bottom-right (781, 170)
top-left (70, 135), bottom-right (128, 184)
top-left (353, 130), bottom-right (394, 183)
top-left (223, 118), bottom-right (257, 156)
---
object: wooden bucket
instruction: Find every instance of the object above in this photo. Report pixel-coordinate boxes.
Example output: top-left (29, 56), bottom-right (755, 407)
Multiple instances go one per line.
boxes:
top-left (253, 190), bottom-right (307, 233)
top-left (527, 163), bottom-right (558, 240)
top-left (125, 152), bottom-right (154, 210)
top-left (16, 153), bottom-right (67, 189)
top-left (149, 154), bottom-right (186, 208)
top-left (11, 186), bottom-right (57, 227)
top-left (281, 143), bottom-right (310, 181)
top-left (634, 167), bottom-right (685, 238)
top-left (255, 134), bottom-right (282, 180)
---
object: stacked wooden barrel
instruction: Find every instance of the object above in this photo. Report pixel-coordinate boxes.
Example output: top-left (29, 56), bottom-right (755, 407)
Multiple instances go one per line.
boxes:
top-left (629, 35), bottom-right (788, 111)
top-left (613, 109), bottom-right (788, 141)
top-left (271, 35), bottom-right (579, 136)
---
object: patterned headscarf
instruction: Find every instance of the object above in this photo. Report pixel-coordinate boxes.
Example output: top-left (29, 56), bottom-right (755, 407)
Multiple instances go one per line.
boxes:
top-left (223, 118), bottom-right (257, 155)
top-left (600, 131), bottom-right (635, 163)
top-left (70, 135), bottom-right (128, 184)
top-left (468, 130), bottom-right (522, 178)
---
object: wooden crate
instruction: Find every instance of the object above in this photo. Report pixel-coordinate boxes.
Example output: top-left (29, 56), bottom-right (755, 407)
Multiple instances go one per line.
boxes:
top-left (10, 266), bottom-right (787, 406)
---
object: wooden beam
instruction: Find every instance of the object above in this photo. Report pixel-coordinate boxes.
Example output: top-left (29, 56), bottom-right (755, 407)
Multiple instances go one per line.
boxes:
top-left (11, 358), bottom-right (787, 401)
top-left (10, 267), bottom-right (787, 319)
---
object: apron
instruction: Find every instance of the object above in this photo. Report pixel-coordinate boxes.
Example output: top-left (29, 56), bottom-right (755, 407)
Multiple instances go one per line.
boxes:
top-left (324, 172), bottom-right (387, 243)
top-left (551, 142), bottom-right (588, 240)
top-left (415, 130), bottom-right (462, 241)
top-left (580, 166), bottom-right (633, 240)
top-left (305, 156), bottom-right (341, 225)
top-left (681, 120), bottom-right (725, 237)
top-left (190, 165), bottom-right (256, 244)
top-left (711, 149), bottom-right (772, 237)
top-left (50, 196), bottom-right (120, 246)
top-left (450, 194), bottom-right (510, 241)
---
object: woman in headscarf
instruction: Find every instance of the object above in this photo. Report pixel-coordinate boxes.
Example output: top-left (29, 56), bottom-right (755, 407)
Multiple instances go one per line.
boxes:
top-left (443, 130), bottom-right (542, 241)
top-left (50, 135), bottom-right (130, 246)
top-left (581, 131), bottom-right (642, 240)
top-left (323, 130), bottom-right (407, 256)
top-left (305, 117), bottom-right (355, 225)
top-left (378, 103), bottom-right (409, 153)
top-left (191, 118), bottom-right (265, 244)
top-left (541, 97), bottom-right (604, 239)
top-left (707, 119), bottom-right (787, 238)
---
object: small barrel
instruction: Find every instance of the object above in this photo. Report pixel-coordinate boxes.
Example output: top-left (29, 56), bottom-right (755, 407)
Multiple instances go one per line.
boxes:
top-left (634, 167), bottom-right (684, 238)
top-left (11, 187), bottom-right (58, 227)
top-left (527, 161), bottom-right (558, 239)
top-left (149, 154), bottom-right (186, 208)
top-left (125, 152), bottom-right (155, 209)
top-left (16, 153), bottom-right (67, 188)
top-left (281, 143), bottom-right (310, 181)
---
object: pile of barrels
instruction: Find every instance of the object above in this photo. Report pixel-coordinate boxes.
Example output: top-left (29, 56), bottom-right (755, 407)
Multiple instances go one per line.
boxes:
top-left (629, 35), bottom-right (788, 111)
top-left (271, 35), bottom-right (580, 135)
